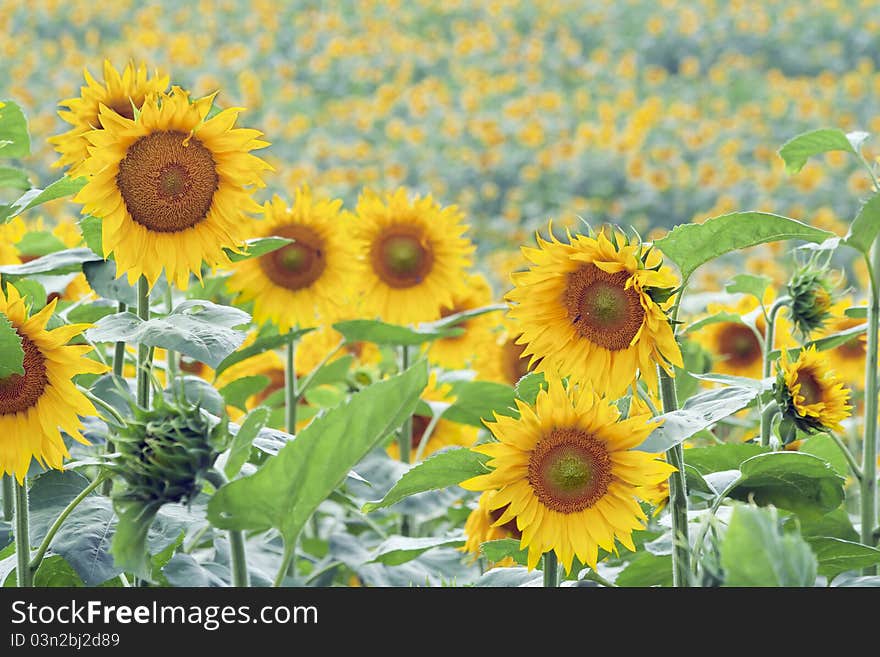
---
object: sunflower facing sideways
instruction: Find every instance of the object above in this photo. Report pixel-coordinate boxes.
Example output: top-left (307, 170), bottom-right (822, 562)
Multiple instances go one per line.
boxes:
top-left (0, 286), bottom-right (109, 482)
top-left (351, 188), bottom-right (474, 325)
top-left (774, 345), bottom-right (852, 436)
top-left (427, 272), bottom-right (498, 369)
top-left (49, 60), bottom-right (170, 175)
top-left (507, 225), bottom-right (682, 398)
top-left (462, 377), bottom-right (674, 573)
top-left (74, 86), bottom-right (272, 290)
top-left (228, 188), bottom-right (356, 333)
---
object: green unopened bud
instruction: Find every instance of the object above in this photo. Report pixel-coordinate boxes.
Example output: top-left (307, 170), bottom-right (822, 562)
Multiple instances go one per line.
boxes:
top-left (787, 255), bottom-right (841, 337)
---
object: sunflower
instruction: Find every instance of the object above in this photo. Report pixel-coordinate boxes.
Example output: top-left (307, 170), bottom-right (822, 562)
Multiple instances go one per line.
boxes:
top-left (0, 286), bottom-right (108, 482)
top-left (474, 315), bottom-right (535, 386)
top-left (49, 60), bottom-right (170, 175)
top-left (461, 490), bottom-right (520, 567)
top-left (427, 273), bottom-right (498, 369)
top-left (351, 188), bottom-right (474, 324)
top-left (387, 372), bottom-right (478, 462)
top-left (462, 376), bottom-right (674, 573)
top-left (228, 188), bottom-right (356, 333)
top-left (74, 86), bottom-right (272, 290)
top-left (823, 299), bottom-right (868, 389)
top-left (507, 226), bottom-right (682, 398)
top-left (775, 345), bottom-right (852, 434)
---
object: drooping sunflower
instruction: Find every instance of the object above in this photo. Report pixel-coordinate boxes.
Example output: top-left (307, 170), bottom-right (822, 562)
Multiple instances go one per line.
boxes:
top-left (462, 377), bottom-right (674, 573)
top-left (0, 286), bottom-right (109, 482)
top-left (351, 188), bottom-right (474, 324)
top-left (74, 86), bottom-right (272, 290)
top-left (461, 490), bottom-right (521, 567)
top-left (507, 226), bottom-right (682, 398)
top-left (775, 345), bottom-right (852, 435)
top-left (49, 60), bottom-right (170, 175)
top-left (228, 188), bottom-right (356, 333)
top-left (428, 273), bottom-right (498, 369)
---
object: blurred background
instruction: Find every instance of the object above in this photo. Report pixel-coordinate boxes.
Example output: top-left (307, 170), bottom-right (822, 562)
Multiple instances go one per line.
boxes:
top-left (3, 0), bottom-right (880, 267)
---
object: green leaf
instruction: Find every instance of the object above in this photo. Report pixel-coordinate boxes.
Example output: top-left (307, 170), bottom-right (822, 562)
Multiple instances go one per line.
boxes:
top-left (795, 507), bottom-right (859, 542)
top-left (806, 537), bottom-right (880, 580)
top-left (302, 354), bottom-right (354, 392)
top-left (79, 215), bottom-right (103, 255)
top-left (635, 385), bottom-right (762, 453)
top-left (208, 361), bottom-right (429, 547)
top-left (0, 314), bottom-right (24, 378)
top-left (682, 443), bottom-right (770, 476)
top-left (225, 236), bottom-right (294, 263)
top-left (514, 371), bottom-right (546, 406)
top-left (86, 300), bottom-right (251, 368)
top-left (333, 319), bottom-right (461, 346)
top-left (219, 375), bottom-right (270, 412)
top-left (368, 534), bottom-right (465, 566)
top-left (111, 500), bottom-right (162, 579)
top-left (0, 176), bottom-right (87, 224)
top-left (33, 556), bottom-right (85, 587)
top-left (474, 566), bottom-right (543, 587)
top-left (778, 128), bottom-right (867, 174)
top-left (683, 311), bottom-right (745, 335)
top-left (0, 247), bottom-right (101, 277)
top-left (721, 505), bottom-right (817, 586)
top-left (0, 101), bottom-right (29, 158)
top-left (844, 194), bottom-right (880, 254)
top-left (362, 447), bottom-right (491, 513)
top-left (769, 322), bottom-right (867, 361)
top-left (66, 300), bottom-right (118, 325)
top-left (213, 328), bottom-right (314, 377)
top-left (444, 380), bottom-right (516, 427)
top-left (16, 231), bottom-right (68, 258)
top-left (653, 212), bottom-right (834, 282)
top-left (731, 452), bottom-right (845, 517)
top-left (11, 279), bottom-right (46, 310)
top-left (616, 552), bottom-right (673, 587)
top-left (82, 259), bottom-right (138, 306)
top-left (480, 538), bottom-right (528, 566)
top-left (724, 273), bottom-right (772, 302)
top-left (0, 166), bottom-right (30, 191)
top-left (420, 303), bottom-right (507, 331)
top-left (799, 434), bottom-right (850, 478)
top-left (224, 406), bottom-right (271, 479)
top-left (845, 306), bottom-right (867, 319)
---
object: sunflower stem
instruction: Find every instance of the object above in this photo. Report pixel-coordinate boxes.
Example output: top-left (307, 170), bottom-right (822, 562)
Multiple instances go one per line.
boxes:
top-left (13, 479), bottom-right (32, 587)
top-left (828, 431), bottom-right (863, 483)
top-left (398, 345), bottom-right (413, 537)
top-left (760, 401), bottom-right (780, 448)
top-left (136, 276), bottom-right (151, 409)
top-left (659, 366), bottom-right (691, 587)
top-left (106, 301), bottom-right (127, 495)
top-left (542, 551), bottom-right (559, 587)
top-left (2, 475), bottom-right (13, 521)
top-left (164, 288), bottom-right (179, 393)
top-left (760, 298), bottom-right (789, 447)
top-left (205, 469), bottom-right (250, 587)
top-left (274, 543), bottom-right (295, 587)
top-left (285, 331), bottom-right (298, 435)
top-left (861, 243), bottom-right (880, 566)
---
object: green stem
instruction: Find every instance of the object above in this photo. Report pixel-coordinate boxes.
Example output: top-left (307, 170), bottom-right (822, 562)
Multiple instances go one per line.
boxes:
top-left (294, 340), bottom-right (345, 403)
top-left (760, 298), bottom-right (789, 447)
top-left (581, 568), bottom-right (618, 588)
top-left (205, 469), bottom-right (249, 587)
top-left (398, 345), bottom-right (413, 537)
top-left (659, 366), bottom-right (691, 587)
top-left (77, 385), bottom-right (125, 426)
top-left (2, 475), bottom-right (12, 521)
top-left (828, 431), bottom-right (863, 483)
top-left (543, 551), bottom-right (558, 587)
top-left (14, 479), bottom-right (32, 587)
top-left (273, 543), bottom-right (295, 587)
top-left (136, 276), bottom-right (151, 409)
top-left (861, 243), bottom-right (880, 565)
top-left (29, 474), bottom-right (106, 574)
top-left (164, 288), bottom-right (179, 393)
top-left (107, 302), bottom-right (126, 496)
top-left (285, 332), bottom-right (297, 435)
top-left (760, 401), bottom-right (780, 448)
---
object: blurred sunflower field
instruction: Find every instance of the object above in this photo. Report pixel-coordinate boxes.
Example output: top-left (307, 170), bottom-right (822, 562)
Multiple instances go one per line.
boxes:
top-left (1, 0), bottom-right (880, 590)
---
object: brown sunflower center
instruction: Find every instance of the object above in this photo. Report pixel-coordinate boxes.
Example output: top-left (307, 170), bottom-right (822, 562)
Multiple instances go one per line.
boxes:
top-left (501, 336), bottom-right (532, 385)
top-left (563, 264), bottom-right (644, 351)
top-left (0, 332), bottom-right (48, 415)
top-left (795, 369), bottom-right (823, 406)
top-left (528, 427), bottom-right (612, 514)
top-left (488, 503), bottom-right (522, 539)
top-left (95, 97), bottom-right (138, 129)
top-left (371, 228), bottom-right (434, 289)
top-left (260, 225), bottom-right (327, 291)
top-left (411, 414), bottom-right (432, 451)
top-left (116, 130), bottom-right (219, 233)
top-left (717, 323), bottom-right (761, 366)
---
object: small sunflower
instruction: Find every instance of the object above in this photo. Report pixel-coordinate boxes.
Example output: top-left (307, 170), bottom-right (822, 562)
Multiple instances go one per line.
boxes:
top-left (507, 226), bottom-right (682, 398)
top-left (352, 188), bottom-right (474, 324)
top-left (461, 490), bottom-right (521, 567)
top-left (228, 188), bottom-right (356, 333)
top-left (775, 345), bottom-right (852, 435)
top-left (49, 60), bottom-right (170, 175)
top-left (428, 273), bottom-right (498, 369)
top-left (0, 286), bottom-right (109, 482)
top-left (75, 86), bottom-right (272, 290)
top-left (462, 377), bottom-right (674, 573)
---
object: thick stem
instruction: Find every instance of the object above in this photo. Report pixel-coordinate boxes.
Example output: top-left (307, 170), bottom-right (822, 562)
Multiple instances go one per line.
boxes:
top-left (398, 345), bottom-right (413, 537)
top-left (285, 332), bottom-right (297, 435)
top-left (828, 432), bottom-right (863, 483)
top-left (14, 479), bottom-right (32, 587)
top-left (205, 470), bottom-right (250, 587)
top-left (107, 301), bottom-right (127, 495)
top-left (273, 543), bottom-right (295, 587)
top-left (760, 401), bottom-right (780, 448)
top-left (136, 276), bottom-right (151, 409)
top-left (659, 366), bottom-right (691, 587)
top-left (543, 551), bottom-right (559, 587)
top-left (164, 288), bottom-right (178, 393)
top-left (2, 475), bottom-right (12, 521)
top-left (861, 245), bottom-right (880, 565)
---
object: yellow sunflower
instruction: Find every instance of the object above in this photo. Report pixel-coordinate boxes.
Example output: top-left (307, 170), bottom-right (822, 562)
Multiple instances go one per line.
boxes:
top-left (474, 315), bottom-right (535, 386)
top-left (462, 376), bottom-right (674, 573)
top-left (49, 60), bottom-right (170, 175)
top-left (775, 345), bottom-right (852, 434)
top-left (228, 188), bottom-right (356, 333)
top-left (0, 286), bottom-right (109, 482)
top-left (74, 86), bottom-right (272, 290)
top-left (351, 188), bottom-right (474, 324)
top-left (823, 299), bottom-right (868, 389)
top-left (507, 226), bottom-right (682, 398)
top-left (461, 490), bottom-right (520, 567)
top-left (427, 272), bottom-right (498, 369)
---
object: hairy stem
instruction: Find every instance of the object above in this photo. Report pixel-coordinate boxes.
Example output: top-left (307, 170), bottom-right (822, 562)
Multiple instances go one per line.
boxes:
top-left (861, 244), bottom-right (880, 566)
top-left (659, 366), bottom-right (691, 587)
top-left (14, 479), bottom-right (32, 587)
top-left (285, 332), bottom-right (298, 435)
top-left (543, 551), bottom-right (559, 588)
top-left (136, 276), bottom-right (151, 409)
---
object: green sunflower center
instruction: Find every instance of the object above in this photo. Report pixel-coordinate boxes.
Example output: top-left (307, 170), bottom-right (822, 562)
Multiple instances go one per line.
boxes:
top-left (717, 323), bottom-right (761, 366)
top-left (528, 428), bottom-right (612, 514)
top-left (563, 264), bottom-right (645, 351)
top-left (116, 130), bottom-right (219, 233)
top-left (372, 228), bottom-right (434, 289)
top-left (260, 224), bottom-right (327, 291)
top-left (0, 332), bottom-right (48, 416)
top-left (795, 370), bottom-right (823, 406)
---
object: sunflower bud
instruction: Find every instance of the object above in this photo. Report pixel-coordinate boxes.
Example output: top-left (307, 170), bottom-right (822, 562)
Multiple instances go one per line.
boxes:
top-left (787, 255), bottom-right (841, 337)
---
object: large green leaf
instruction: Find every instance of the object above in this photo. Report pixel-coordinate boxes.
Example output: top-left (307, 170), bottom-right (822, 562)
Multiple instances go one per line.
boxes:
top-left (473, 566), bottom-right (542, 587)
top-left (0, 100), bottom-right (29, 158)
top-left (333, 319), bottom-right (460, 346)
top-left (635, 385), bottom-right (762, 453)
top-left (514, 371), bottom-right (546, 406)
top-left (0, 247), bottom-right (101, 276)
top-left (444, 380), bottom-right (517, 427)
top-left (363, 447), bottom-right (491, 513)
top-left (219, 375), bottom-right (270, 412)
top-left (82, 259), bottom-right (139, 306)
top-left (0, 166), bottom-right (30, 191)
top-left (213, 327), bottom-right (314, 376)
top-left (843, 194), bottom-right (880, 254)
top-left (806, 537), bottom-right (880, 580)
top-left (653, 212), bottom-right (834, 282)
top-left (0, 314), bottom-right (24, 378)
top-left (778, 128), bottom-right (867, 174)
top-left (799, 434), bottom-right (850, 478)
top-left (616, 552), bottom-right (673, 587)
top-left (224, 406), bottom-right (271, 479)
top-left (0, 176), bottom-right (87, 224)
top-left (721, 504), bottom-right (817, 586)
top-left (682, 443), bottom-right (770, 476)
top-left (368, 535), bottom-right (465, 566)
top-left (768, 322), bottom-right (866, 360)
top-left (480, 538), bottom-right (528, 566)
top-left (725, 273), bottom-right (772, 302)
top-left (208, 361), bottom-right (428, 547)
top-left (224, 236), bottom-right (294, 263)
top-left (86, 300), bottom-right (251, 368)
top-left (33, 556), bottom-right (85, 587)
